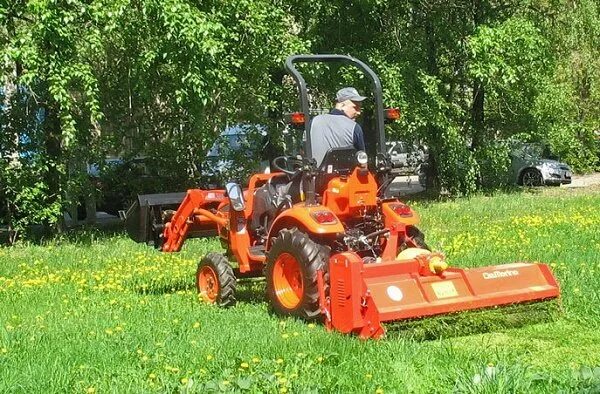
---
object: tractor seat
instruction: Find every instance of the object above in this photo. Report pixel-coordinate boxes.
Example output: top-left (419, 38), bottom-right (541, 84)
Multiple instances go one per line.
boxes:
top-left (316, 147), bottom-right (357, 195)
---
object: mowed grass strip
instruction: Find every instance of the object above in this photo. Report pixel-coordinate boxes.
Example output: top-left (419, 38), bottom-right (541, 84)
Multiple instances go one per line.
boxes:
top-left (1, 186), bottom-right (600, 393)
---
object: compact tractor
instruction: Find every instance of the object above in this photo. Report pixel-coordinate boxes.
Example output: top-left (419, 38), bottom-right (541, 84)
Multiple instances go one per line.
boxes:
top-left (125, 55), bottom-right (560, 339)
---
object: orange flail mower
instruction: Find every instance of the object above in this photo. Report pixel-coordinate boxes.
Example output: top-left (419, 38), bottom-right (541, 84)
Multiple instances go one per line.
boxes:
top-left (124, 55), bottom-right (560, 339)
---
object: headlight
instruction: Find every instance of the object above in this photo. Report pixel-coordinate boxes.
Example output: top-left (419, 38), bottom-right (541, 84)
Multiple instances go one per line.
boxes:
top-left (356, 151), bottom-right (368, 165)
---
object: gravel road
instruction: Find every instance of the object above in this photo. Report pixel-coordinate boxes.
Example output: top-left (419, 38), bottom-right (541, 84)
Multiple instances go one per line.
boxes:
top-left (564, 173), bottom-right (600, 188)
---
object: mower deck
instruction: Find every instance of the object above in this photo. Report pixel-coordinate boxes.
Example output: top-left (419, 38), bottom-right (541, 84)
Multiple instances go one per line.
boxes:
top-left (323, 253), bottom-right (560, 339)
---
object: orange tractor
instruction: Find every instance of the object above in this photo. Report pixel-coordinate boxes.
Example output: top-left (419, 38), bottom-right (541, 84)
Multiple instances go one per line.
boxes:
top-left (125, 55), bottom-right (560, 338)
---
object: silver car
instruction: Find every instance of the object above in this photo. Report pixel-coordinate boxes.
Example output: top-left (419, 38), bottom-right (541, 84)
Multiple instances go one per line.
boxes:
top-left (510, 143), bottom-right (572, 187)
top-left (386, 141), bottom-right (428, 173)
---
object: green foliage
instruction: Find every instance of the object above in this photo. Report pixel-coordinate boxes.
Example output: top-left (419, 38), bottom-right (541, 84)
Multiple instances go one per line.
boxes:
top-left (435, 126), bottom-right (479, 196)
top-left (0, 87), bottom-right (63, 239)
top-left (1, 0), bottom-right (600, 238)
top-left (1, 0), bottom-right (306, 236)
top-left (474, 140), bottom-right (512, 189)
top-left (468, 17), bottom-right (551, 135)
top-left (0, 159), bottom-right (63, 235)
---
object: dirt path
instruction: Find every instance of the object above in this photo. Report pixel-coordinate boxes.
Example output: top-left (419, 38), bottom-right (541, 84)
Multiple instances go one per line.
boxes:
top-left (564, 173), bottom-right (600, 188)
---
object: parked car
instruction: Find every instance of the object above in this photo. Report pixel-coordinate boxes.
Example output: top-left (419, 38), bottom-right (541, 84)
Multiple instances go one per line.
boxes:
top-left (386, 141), bottom-right (428, 173)
top-left (510, 142), bottom-right (572, 187)
top-left (385, 140), bottom-right (428, 188)
top-left (200, 124), bottom-right (272, 188)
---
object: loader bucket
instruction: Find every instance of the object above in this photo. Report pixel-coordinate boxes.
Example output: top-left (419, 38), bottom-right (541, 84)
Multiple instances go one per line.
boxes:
top-left (325, 252), bottom-right (560, 339)
top-left (123, 193), bottom-right (187, 244)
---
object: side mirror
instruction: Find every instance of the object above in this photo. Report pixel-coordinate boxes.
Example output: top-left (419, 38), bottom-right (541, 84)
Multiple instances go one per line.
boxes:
top-left (226, 182), bottom-right (245, 212)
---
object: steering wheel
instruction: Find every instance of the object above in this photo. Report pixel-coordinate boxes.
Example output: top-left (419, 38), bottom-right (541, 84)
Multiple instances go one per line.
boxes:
top-left (271, 155), bottom-right (304, 176)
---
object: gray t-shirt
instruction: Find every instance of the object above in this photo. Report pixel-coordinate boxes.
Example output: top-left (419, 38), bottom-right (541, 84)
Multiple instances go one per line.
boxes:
top-left (308, 109), bottom-right (365, 166)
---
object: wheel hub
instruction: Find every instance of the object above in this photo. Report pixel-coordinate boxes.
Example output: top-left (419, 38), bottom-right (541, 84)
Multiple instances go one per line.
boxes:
top-left (198, 266), bottom-right (219, 303)
top-left (273, 252), bottom-right (304, 309)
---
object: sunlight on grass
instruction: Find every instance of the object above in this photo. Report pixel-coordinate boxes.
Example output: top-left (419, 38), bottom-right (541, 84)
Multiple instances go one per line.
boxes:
top-left (1, 188), bottom-right (600, 392)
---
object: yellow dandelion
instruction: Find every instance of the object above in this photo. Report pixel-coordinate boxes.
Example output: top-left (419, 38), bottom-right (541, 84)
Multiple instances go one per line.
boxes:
top-left (86, 387), bottom-right (96, 394)
top-left (281, 333), bottom-right (290, 339)
top-left (278, 377), bottom-right (287, 384)
top-left (252, 357), bottom-right (260, 363)
top-left (148, 373), bottom-right (157, 380)
top-left (193, 322), bottom-right (200, 328)
top-left (280, 388), bottom-right (288, 393)
top-left (316, 356), bottom-right (324, 362)
top-left (206, 355), bottom-right (214, 361)
top-left (307, 323), bottom-right (315, 329)
top-left (222, 380), bottom-right (230, 386)
top-left (365, 373), bottom-right (373, 379)
top-left (104, 329), bottom-right (114, 335)
top-left (376, 388), bottom-right (384, 394)
top-left (276, 358), bottom-right (284, 364)
top-left (180, 378), bottom-right (189, 385)
top-left (240, 362), bottom-right (249, 369)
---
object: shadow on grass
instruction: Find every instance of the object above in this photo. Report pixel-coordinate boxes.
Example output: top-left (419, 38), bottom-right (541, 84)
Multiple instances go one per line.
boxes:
top-left (134, 280), bottom-right (194, 295)
top-left (235, 278), bottom-right (266, 304)
top-left (385, 299), bottom-right (562, 341)
top-left (132, 277), bottom-right (266, 302)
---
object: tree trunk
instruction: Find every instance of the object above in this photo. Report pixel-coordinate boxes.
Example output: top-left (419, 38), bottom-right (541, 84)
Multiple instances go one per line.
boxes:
top-left (42, 102), bottom-right (65, 233)
top-left (471, 80), bottom-right (485, 149)
top-left (470, 0), bottom-right (486, 150)
top-left (424, 12), bottom-right (440, 190)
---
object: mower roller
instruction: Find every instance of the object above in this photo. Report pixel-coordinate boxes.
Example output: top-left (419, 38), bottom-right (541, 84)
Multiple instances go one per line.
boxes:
top-left (124, 54), bottom-right (560, 339)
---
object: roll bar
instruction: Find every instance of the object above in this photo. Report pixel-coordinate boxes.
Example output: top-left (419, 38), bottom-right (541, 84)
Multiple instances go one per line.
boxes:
top-left (284, 54), bottom-right (386, 161)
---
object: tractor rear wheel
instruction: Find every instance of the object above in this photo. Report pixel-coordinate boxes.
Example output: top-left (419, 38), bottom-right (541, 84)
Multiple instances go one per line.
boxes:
top-left (196, 252), bottom-right (236, 307)
top-left (265, 228), bottom-right (328, 320)
top-left (407, 225), bottom-right (430, 251)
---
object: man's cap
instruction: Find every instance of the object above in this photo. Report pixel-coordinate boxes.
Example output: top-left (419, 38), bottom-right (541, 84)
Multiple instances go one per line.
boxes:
top-left (336, 87), bottom-right (367, 102)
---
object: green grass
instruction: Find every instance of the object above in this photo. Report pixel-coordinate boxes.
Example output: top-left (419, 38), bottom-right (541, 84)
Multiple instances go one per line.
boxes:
top-left (1, 186), bottom-right (600, 393)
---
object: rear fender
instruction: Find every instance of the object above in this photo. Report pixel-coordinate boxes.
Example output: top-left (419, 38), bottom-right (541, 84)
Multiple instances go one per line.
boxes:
top-left (267, 204), bottom-right (344, 248)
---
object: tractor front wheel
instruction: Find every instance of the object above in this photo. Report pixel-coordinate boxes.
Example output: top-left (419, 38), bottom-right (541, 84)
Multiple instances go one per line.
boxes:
top-left (265, 228), bottom-right (328, 320)
top-left (196, 252), bottom-right (236, 307)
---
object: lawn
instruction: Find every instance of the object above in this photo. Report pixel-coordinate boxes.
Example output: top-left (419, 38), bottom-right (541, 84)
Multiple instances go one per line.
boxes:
top-left (1, 186), bottom-right (600, 393)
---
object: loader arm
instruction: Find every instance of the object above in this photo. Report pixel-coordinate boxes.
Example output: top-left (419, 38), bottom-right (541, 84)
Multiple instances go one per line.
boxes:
top-left (162, 190), bottom-right (228, 252)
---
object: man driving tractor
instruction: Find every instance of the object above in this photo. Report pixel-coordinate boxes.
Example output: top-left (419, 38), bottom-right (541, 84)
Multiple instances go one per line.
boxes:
top-left (250, 86), bottom-right (369, 235)
top-left (309, 87), bottom-right (367, 166)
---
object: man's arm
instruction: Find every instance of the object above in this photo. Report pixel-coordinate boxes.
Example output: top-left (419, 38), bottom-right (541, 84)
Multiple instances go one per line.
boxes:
top-left (353, 124), bottom-right (366, 151)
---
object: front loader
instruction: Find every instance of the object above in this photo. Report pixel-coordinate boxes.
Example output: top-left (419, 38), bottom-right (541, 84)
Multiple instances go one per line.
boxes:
top-left (124, 54), bottom-right (560, 339)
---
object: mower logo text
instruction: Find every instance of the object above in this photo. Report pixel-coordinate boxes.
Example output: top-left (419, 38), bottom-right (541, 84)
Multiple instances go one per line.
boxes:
top-left (483, 270), bottom-right (520, 279)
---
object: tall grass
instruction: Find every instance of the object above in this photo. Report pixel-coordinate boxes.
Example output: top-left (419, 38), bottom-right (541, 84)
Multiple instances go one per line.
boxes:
top-left (1, 186), bottom-right (600, 393)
